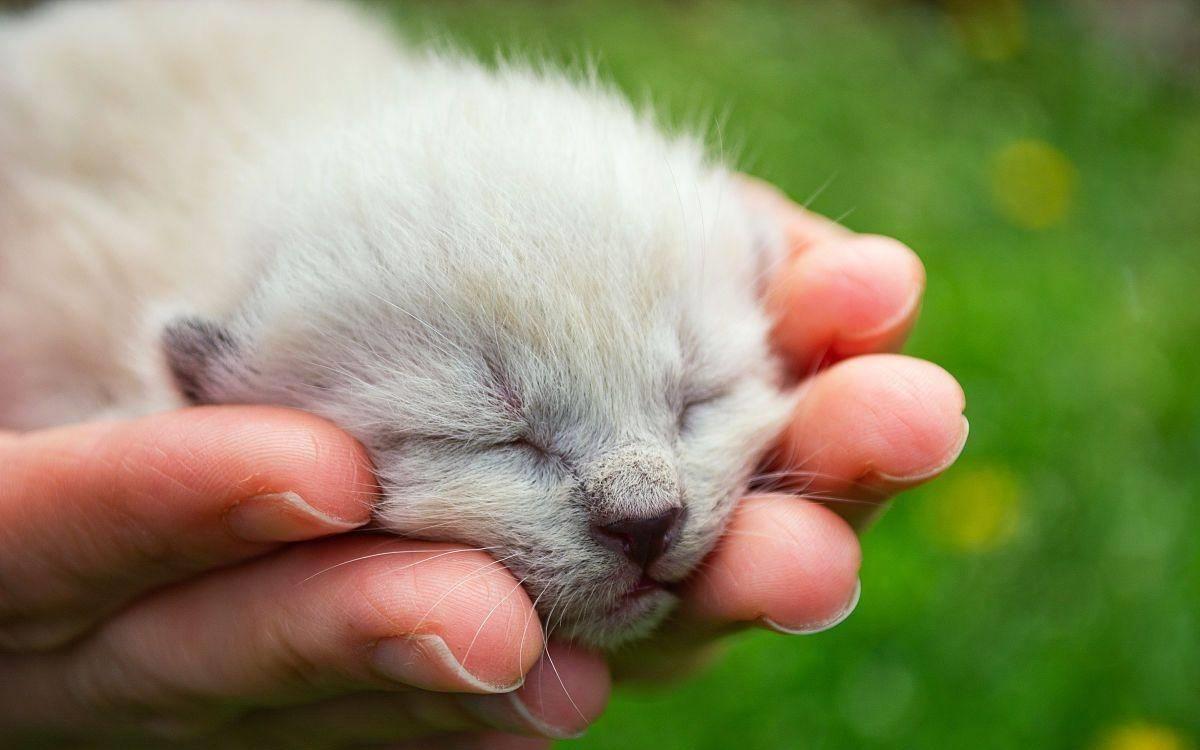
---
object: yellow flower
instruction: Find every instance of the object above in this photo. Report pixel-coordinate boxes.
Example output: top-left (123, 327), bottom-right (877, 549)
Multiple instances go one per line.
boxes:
top-left (921, 464), bottom-right (1021, 552)
top-left (990, 139), bottom-right (1078, 229)
top-left (1095, 723), bottom-right (1191, 750)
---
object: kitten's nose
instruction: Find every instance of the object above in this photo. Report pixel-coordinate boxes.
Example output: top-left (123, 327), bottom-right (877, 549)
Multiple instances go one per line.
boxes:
top-left (591, 507), bottom-right (685, 569)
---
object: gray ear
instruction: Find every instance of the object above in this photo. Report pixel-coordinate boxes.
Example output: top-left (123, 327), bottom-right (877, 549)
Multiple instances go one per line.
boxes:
top-left (161, 316), bottom-right (238, 405)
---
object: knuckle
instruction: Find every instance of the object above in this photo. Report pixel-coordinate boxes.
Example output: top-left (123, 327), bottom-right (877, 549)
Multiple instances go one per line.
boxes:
top-left (259, 614), bottom-right (329, 690)
top-left (64, 629), bottom-right (209, 725)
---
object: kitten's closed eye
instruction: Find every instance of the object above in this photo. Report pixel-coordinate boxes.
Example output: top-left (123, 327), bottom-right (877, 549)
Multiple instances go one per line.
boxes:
top-left (506, 434), bottom-right (558, 461)
top-left (677, 387), bottom-right (732, 435)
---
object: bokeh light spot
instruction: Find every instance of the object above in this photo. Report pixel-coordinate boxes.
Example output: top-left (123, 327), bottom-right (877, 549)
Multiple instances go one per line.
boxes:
top-left (990, 139), bottom-right (1078, 229)
top-left (1095, 723), bottom-right (1191, 750)
top-left (921, 464), bottom-right (1022, 552)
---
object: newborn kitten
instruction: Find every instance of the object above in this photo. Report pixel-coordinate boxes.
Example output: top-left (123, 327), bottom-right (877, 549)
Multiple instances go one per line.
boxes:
top-left (0, 0), bottom-right (793, 647)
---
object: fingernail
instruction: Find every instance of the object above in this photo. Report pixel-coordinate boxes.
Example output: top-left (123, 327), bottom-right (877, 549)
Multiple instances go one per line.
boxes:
top-left (226, 491), bottom-right (364, 543)
top-left (459, 691), bottom-right (586, 740)
top-left (877, 415), bottom-right (970, 484)
top-left (372, 634), bottom-right (524, 694)
top-left (504, 691), bottom-right (588, 739)
top-left (762, 578), bottom-right (861, 635)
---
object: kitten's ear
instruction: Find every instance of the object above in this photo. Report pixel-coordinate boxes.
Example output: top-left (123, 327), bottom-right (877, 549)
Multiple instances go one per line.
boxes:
top-left (161, 316), bottom-right (239, 405)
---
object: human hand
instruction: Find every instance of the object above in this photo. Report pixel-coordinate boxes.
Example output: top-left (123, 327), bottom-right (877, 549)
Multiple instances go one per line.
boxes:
top-left (0, 409), bottom-right (605, 749)
top-left (0, 178), bottom-right (966, 748)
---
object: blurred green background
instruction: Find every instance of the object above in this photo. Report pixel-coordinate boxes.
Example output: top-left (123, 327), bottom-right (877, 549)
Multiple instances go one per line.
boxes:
top-left (382, 1), bottom-right (1199, 748)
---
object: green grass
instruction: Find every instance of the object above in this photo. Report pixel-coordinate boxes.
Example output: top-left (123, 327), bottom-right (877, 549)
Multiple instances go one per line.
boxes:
top-left (381, 2), bottom-right (1200, 747)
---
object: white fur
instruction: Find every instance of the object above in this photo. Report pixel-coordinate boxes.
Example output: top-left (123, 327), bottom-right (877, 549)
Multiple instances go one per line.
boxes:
top-left (0, 0), bottom-right (793, 647)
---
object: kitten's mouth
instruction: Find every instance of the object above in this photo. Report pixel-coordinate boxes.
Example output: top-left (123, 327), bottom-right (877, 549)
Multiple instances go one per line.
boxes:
top-left (528, 560), bottom-right (697, 648)
top-left (606, 581), bottom-right (669, 617)
top-left (623, 574), bottom-right (670, 602)
top-left (546, 572), bottom-right (684, 648)
top-left (604, 574), bottom-right (673, 619)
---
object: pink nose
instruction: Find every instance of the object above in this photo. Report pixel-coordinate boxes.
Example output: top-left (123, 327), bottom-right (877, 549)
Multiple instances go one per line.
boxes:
top-left (591, 507), bottom-right (684, 569)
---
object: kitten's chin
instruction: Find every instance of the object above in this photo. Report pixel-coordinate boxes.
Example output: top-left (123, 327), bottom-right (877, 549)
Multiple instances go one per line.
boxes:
top-left (556, 588), bottom-right (679, 650)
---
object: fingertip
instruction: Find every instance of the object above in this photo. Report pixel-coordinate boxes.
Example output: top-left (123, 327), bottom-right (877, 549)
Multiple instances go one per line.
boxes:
top-left (767, 236), bottom-right (926, 372)
top-left (460, 642), bottom-right (610, 740)
top-left (372, 633), bottom-right (526, 695)
top-left (87, 406), bottom-right (376, 533)
top-left (511, 642), bottom-right (610, 738)
top-left (829, 235), bottom-right (925, 351)
top-left (179, 405), bottom-right (379, 526)
top-left (682, 496), bottom-right (862, 632)
top-left (225, 490), bottom-right (367, 543)
top-left (842, 355), bottom-right (967, 483)
top-left (344, 541), bottom-right (543, 694)
top-left (783, 354), bottom-right (968, 489)
top-left (762, 577), bottom-right (861, 635)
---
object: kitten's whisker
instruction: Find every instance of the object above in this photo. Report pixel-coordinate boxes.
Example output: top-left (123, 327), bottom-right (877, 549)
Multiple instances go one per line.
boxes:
top-left (544, 639), bottom-right (587, 726)
top-left (534, 594), bottom-right (565, 715)
top-left (801, 492), bottom-right (879, 507)
top-left (410, 554), bottom-right (519, 638)
top-left (518, 586), bottom-right (549, 679)
top-left (803, 172), bottom-right (838, 209)
top-left (832, 206), bottom-right (857, 225)
top-left (298, 546), bottom-right (502, 584)
top-left (462, 573), bottom-right (531, 669)
top-left (721, 529), bottom-right (796, 545)
top-left (749, 468), bottom-right (888, 499)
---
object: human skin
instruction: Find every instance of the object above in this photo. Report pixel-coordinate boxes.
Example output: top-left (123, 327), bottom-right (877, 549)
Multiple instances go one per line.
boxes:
top-left (0, 181), bottom-right (967, 748)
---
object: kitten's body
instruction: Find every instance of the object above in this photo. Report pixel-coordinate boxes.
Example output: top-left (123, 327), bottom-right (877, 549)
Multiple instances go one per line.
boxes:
top-left (0, 0), bottom-right (792, 646)
top-left (0, 0), bottom-right (398, 427)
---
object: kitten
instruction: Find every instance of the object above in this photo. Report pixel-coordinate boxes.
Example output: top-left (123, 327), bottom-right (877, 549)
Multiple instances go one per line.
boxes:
top-left (0, 0), bottom-right (793, 647)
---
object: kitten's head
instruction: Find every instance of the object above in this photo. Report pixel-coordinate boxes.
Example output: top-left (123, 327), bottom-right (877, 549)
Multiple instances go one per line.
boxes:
top-left (163, 62), bottom-right (794, 648)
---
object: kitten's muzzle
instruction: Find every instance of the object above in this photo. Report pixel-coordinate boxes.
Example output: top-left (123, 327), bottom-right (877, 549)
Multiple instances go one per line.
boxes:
top-left (582, 444), bottom-right (686, 572)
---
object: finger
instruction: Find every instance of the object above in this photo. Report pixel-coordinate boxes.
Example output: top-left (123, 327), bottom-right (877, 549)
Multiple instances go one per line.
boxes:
top-left (765, 234), bottom-right (926, 376)
top-left (458, 641), bottom-right (610, 740)
top-left (165, 691), bottom-right (554, 750)
top-left (682, 496), bottom-right (861, 631)
top-left (611, 496), bottom-right (861, 682)
top-left (0, 406), bottom-right (377, 649)
top-left (770, 354), bottom-right (968, 527)
top-left (187, 693), bottom-right (555, 749)
top-left (0, 536), bottom-right (544, 736)
top-left (185, 643), bottom-right (606, 748)
top-left (739, 175), bottom-right (927, 373)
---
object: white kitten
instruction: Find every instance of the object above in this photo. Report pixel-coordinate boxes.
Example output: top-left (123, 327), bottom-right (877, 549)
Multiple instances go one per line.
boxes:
top-left (0, 0), bottom-right (793, 647)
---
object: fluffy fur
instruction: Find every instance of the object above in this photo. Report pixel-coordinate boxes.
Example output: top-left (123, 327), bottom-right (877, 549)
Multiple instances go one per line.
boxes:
top-left (0, 0), bottom-right (794, 647)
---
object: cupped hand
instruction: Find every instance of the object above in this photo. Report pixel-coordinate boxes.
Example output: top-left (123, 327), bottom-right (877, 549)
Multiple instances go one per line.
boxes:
top-left (0, 410), bottom-right (605, 748)
top-left (0, 178), bottom-right (965, 748)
